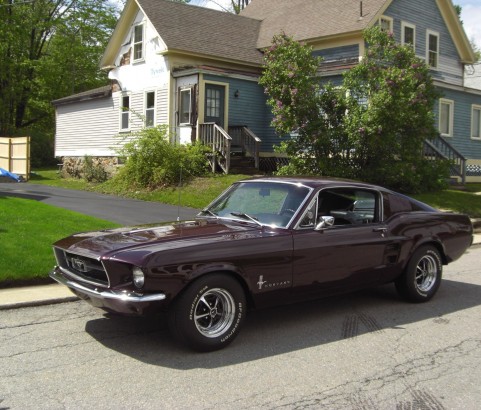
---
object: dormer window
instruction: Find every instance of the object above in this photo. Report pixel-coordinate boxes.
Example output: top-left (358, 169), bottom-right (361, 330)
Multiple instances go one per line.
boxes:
top-left (133, 24), bottom-right (144, 61)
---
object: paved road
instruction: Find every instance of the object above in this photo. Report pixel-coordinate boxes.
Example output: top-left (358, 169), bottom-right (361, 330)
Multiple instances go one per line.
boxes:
top-left (1, 246), bottom-right (480, 409)
top-left (0, 183), bottom-right (199, 225)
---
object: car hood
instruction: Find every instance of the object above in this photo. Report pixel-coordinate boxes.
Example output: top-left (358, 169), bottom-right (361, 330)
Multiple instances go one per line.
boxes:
top-left (53, 218), bottom-right (267, 260)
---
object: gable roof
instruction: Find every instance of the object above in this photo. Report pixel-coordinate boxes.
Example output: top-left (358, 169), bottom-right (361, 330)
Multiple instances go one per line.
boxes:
top-left (101, 0), bottom-right (263, 68)
top-left (241, 0), bottom-right (475, 63)
top-left (240, 0), bottom-right (387, 47)
top-left (101, 0), bottom-right (476, 70)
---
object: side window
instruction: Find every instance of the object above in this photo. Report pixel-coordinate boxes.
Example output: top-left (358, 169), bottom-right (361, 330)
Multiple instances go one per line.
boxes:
top-left (379, 16), bottom-right (393, 33)
top-left (426, 30), bottom-right (439, 68)
top-left (120, 95), bottom-right (130, 130)
top-left (402, 22), bottom-right (416, 48)
top-left (472, 105), bottom-right (481, 140)
top-left (439, 98), bottom-right (454, 137)
top-left (298, 197), bottom-right (318, 228)
top-left (179, 88), bottom-right (192, 125)
top-left (133, 24), bottom-right (144, 62)
top-left (383, 193), bottom-right (423, 220)
top-left (317, 188), bottom-right (378, 226)
top-left (145, 91), bottom-right (155, 127)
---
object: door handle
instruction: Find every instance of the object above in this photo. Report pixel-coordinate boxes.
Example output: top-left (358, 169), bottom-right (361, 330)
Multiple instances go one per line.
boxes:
top-left (373, 227), bottom-right (388, 234)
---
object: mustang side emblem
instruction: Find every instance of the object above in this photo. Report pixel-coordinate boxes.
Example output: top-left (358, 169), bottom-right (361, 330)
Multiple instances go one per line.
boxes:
top-left (257, 275), bottom-right (290, 290)
top-left (71, 257), bottom-right (88, 273)
top-left (257, 275), bottom-right (267, 290)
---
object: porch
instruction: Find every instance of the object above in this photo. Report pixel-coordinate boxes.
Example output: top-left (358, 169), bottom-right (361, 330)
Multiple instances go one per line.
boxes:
top-left (199, 123), bottom-right (262, 175)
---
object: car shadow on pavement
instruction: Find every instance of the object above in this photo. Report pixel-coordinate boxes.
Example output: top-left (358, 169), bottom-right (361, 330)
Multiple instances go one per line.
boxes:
top-left (84, 278), bottom-right (481, 369)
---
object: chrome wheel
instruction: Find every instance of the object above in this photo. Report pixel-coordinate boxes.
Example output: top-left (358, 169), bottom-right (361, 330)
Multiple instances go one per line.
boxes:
top-left (194, 288), bottom-right (236, 338)
top-left (395, 246), bottom-right (442, 303)
top-left (415, 254), bottom-right (438, 292)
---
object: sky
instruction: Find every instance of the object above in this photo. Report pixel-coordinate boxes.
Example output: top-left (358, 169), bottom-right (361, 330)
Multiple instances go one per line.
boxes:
top-left (457, 0), bottom-right (481, 52)
top-left (192, 0), bottom-right (481, 53)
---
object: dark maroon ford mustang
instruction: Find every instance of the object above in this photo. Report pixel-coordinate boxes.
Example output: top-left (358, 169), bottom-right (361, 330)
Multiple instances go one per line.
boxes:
top-left (50, 177), bottom-right (473, 351)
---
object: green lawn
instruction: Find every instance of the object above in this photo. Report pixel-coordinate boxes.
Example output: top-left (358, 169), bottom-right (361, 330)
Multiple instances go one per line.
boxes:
top-left (0, 196), bottom-right (119, 286)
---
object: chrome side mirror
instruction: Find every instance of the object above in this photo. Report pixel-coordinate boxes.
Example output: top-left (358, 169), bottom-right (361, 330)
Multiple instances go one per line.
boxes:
top-left (315, 216), bottom-right (335, 231)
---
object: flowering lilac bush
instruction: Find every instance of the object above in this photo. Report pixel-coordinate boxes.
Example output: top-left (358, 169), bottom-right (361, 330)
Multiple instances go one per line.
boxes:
top-left (260, 28), bottom-right (449, 192)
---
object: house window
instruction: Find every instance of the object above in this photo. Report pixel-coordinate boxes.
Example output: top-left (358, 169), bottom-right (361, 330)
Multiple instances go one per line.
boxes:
top-left (121, 95), bottom-right (130, 130)
top-left (472, 105), bottom-right (481, 140)
top-left (206, 87), bottom-right (221, 118)
top-left (427, 30), bottom-right (439, 68)
top-left (133, 24), bottom-right (144, 61)
top-left (179, 88), bottom-right (192, 125)
top-left (145, 91), bottom-right (155, 127)
top-left (379, 16), bottom-right (393, 33)
top-left (439, 99), bottom-right (454, 137)
top-left (402, 22), bottom-right (415, 48)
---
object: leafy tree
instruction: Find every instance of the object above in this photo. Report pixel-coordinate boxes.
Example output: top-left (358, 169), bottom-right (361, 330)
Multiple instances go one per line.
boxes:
top-left (343, 27), bottom-right (444, 191)
top-left (260, 27), bottom-right (448, 192)
top-left (259, 33), bottom-right (350, 177)
top-left (0, 0), bottom-right (117, 164)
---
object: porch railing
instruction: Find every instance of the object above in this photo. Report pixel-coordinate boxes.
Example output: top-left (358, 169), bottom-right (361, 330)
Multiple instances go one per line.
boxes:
top-left (199, 123), bottom-right (231, 173)
top-left (423, 136), bottom-right (466, 183)
top-left (228, 125), bottom-right (261, 169)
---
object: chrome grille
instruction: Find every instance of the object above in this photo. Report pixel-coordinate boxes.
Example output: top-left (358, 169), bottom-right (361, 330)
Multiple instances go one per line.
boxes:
top-left (56, 250), bottom-right (109, 287)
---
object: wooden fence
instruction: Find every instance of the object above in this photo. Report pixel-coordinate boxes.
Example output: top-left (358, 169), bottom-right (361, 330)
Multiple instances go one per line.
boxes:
top-left (0, 137), bottom-right (31, 180)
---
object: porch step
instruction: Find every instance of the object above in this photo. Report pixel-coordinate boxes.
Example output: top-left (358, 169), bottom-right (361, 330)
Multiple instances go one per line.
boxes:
top-left (229, 156), bottom-right (261, 175)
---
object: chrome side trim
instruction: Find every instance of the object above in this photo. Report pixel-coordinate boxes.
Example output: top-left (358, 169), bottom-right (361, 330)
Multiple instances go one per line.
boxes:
top-left (50, 267), bottom-right (166, 303)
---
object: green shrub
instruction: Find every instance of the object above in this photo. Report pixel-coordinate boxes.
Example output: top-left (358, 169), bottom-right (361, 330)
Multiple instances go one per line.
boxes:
top-left (117, 126), bottom-right (209, 188)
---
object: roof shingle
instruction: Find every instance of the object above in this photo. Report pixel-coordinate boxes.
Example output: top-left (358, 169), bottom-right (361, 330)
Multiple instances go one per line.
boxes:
top-left (138, 0), bottom-right (263, 65)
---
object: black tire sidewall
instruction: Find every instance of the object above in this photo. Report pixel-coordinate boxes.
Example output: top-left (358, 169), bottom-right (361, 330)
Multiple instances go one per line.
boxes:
top-left (398, 246), bottom-right (442, 302)
top-left (169, 274), bottom-right (246, 352)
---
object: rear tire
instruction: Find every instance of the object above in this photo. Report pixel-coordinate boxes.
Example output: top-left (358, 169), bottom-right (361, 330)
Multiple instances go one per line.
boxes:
top-left (168, 273), bottom-right (246, 352)
top-left (395, 246), bottom-right (442, 303)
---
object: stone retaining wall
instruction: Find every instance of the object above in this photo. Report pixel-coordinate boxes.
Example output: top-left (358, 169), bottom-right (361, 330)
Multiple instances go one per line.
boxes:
top-left (60, 156), bottom-right (120, 180)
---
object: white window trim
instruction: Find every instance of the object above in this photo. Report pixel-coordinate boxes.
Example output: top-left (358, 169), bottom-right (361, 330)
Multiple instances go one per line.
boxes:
top-left (179, 88), bottom-right (192, 126)
top-left (426, 30), bottom-right (439, 69)
top-left (379, 15), bottom-right (393, 33)
top-left (439, 98), bottom-right (454, 137)
top-left (401, 21), bottom-right (416, 48)
top-left (144, 90), bottom-right (156, 128)
top-left (132, 23), bottom-right (145, 63)
top-left (120, 93), bottom-right (131, 132)
top-left (472, 104), bottom-right (481, 140)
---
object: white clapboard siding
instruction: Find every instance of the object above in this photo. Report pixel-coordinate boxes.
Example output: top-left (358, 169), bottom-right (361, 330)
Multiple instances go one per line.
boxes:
top-left (55, 86), bottom-right (169, 157)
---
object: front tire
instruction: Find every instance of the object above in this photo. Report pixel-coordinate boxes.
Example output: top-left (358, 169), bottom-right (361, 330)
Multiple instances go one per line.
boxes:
top-left (168, 274), bottom-right (246, 352)
top-left (395, 246), bottom-right (443, 303)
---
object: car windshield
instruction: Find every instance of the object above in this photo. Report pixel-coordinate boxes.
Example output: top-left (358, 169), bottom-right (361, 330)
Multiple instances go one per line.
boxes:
top-left (201, 181), bottom-right (311, 228)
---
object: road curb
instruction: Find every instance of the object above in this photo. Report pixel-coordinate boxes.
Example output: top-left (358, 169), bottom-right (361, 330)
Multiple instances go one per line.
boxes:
top-left (0, 296), bottom-right (79, 310)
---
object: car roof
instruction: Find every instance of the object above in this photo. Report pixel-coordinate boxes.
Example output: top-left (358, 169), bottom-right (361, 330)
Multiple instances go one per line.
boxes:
top-left (239, 176), bottom-right (387, 191)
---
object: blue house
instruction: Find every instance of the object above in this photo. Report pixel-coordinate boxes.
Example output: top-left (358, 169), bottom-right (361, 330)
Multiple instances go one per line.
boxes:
top-left (53, 0), bottom-right (481, 182)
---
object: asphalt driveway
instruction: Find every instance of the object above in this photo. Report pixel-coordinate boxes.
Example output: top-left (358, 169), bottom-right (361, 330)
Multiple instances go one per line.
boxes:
top-left (0, 183), bottom-right (199, 225)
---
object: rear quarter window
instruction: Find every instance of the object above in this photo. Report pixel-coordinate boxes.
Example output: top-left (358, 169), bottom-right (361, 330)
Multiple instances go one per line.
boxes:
top-left (383, 193), bottom-right (425, 220)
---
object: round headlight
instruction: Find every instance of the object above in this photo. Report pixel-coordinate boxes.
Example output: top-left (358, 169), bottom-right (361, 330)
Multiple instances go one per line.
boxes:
top-left (132, 267), bottom-right (145, 289)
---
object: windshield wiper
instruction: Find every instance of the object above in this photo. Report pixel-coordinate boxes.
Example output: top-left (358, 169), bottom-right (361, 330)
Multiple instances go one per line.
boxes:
top-left (198, 209), bottom-right (218, 218)
top-left (230, 212), bottom-right (263, 226)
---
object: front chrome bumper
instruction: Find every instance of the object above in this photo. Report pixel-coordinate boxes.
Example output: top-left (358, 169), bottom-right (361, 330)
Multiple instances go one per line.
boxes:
top-left (49, 266), bottom-right (166, 303)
